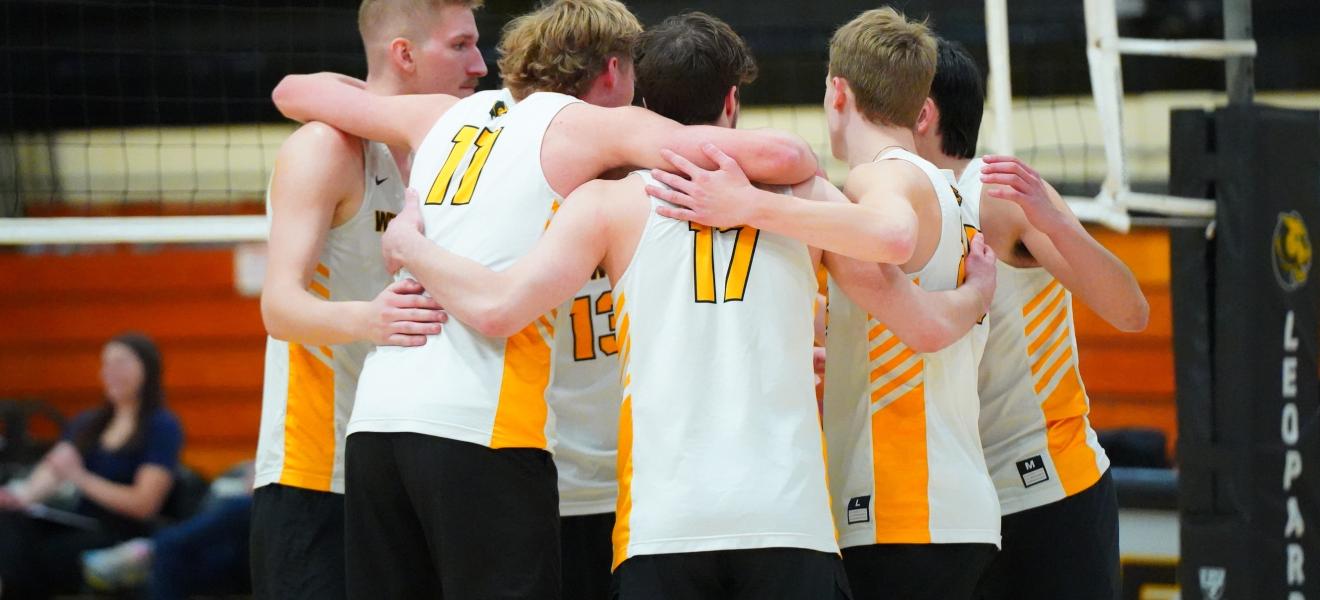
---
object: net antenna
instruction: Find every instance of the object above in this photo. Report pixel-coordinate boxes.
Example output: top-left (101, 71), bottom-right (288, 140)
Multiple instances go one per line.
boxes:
top-left (983, 0), bottom-right (1256, 232)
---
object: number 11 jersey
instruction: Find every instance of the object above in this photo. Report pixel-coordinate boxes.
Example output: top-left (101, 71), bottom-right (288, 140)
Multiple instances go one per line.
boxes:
top-left (349, 89), bottom-right (581, 451)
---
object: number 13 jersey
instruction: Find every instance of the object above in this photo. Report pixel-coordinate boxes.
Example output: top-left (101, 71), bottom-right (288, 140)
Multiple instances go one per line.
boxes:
top-left (609, 172), bottom-right (837, 569)
top-left (349, 89), bottom-right (581, 450)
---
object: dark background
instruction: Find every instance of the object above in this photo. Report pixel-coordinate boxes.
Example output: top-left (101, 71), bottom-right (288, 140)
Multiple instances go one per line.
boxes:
top-left (2, 0), bottom-right (1317, 132)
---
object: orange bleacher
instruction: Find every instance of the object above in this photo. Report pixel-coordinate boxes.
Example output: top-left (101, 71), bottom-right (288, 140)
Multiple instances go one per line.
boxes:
top-left (0, 227), bottom-right (1177, 479)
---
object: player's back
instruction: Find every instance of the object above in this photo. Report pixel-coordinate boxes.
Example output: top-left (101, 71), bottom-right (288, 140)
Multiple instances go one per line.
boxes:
top-left (610, 172), bottom-right (836, 568)
top-left (350, 89), bottom-right (582, 451)
top-left (823, 148), bottom-right (999, 548)
top-left (959, 157), bottom-right (1109, 514)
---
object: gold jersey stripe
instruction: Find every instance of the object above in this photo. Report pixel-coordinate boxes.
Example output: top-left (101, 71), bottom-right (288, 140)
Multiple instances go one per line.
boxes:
top-left (277, 343), bottom-right (336, 492)
top-left (489, 321), bottom-right (551, 449)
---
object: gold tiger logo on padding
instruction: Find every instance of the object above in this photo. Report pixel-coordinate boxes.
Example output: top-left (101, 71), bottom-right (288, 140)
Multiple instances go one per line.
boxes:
top-left (1273, 211), bottom-right (1312, 291)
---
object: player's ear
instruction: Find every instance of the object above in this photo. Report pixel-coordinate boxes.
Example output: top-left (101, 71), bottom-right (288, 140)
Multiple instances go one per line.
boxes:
top-left (390, 37), bottom-right (417, 75)
top-left (723, 86), bottom-right (739, 126)
top-left (601, 56), bottom-right (620, 88)
top-left (915, 98), bottom-right (938, 135)
top-left (829, 77), bottom-right (849, 112)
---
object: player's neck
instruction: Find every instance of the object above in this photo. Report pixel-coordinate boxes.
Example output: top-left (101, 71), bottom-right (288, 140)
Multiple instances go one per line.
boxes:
top-left (933, 154), bottom-right (973, 178)
top-left (845, 122), bottom-right (916, 167)
top-left (364, 72), bottom-right (408, 97)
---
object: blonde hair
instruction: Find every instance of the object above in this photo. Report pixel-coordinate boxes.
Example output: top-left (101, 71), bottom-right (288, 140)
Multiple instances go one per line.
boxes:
top-left (828, 7), bottom-right (936, 128)
top-left (358, 0), bottom-right (483, 54)
top-left (497, 0), bottom-right (642, 100)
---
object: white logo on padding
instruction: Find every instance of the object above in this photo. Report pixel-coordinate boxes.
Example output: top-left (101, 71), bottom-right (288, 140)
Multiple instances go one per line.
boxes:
top-left (1199, 566), bottom-right (1226, 600)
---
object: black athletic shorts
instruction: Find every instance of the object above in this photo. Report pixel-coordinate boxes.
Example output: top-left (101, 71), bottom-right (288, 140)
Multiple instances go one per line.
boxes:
top-left (613, 547), bottom-right (853, 600)
top-left (975, 468), bottom-right (1120, 600)
top-left (344, 431), bottom-right (561, 600)
top-left (843, 542), bottom-right (997, 600)
top-left (562, 512), bottom-right (615, 600)
top-left (249, 483), bottom-right (347, 600)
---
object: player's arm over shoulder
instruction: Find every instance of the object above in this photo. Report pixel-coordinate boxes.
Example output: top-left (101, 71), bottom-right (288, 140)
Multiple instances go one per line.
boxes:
top-left (784, 175), bottom-right (915, 264)
top-left (272, 72), bottom-right (458, 152)
top-left (390, 180), bottom-right (617, 339)
top-left (539, 104), bottom-right (816, 196)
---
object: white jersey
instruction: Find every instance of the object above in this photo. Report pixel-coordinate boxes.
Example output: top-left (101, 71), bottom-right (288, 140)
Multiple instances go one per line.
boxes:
top-left (255, 140), bottom-right (404, 493)
top-left (611, 172), bottom-right (836, 569)
top-left (548, 269), bottom-right (621, 516)
top-left (349, 89), bottom-right (580, 450)
top-left (960, 158), bottom-right (1110, 515)
top-left (823, 149), bottom-right (999, 548)
top-left (952, 167), bottom-right (990, 366)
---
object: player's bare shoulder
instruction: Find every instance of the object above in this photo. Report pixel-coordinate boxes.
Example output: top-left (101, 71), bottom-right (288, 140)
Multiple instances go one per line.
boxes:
top-left (271, 121), bottom-right (366, 224)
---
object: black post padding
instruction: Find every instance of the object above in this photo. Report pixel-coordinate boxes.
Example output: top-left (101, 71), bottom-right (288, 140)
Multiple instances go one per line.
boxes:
top-left (1175, 104), bottom-right (1320, 599)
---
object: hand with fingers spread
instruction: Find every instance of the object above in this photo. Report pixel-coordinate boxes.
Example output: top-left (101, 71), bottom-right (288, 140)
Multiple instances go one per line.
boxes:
top-left (646, 143), bottom-right (763, 229)
top-left (383, 188), bottom-right (426, 275)
top-left (962, 234), bottom-right (998, 314)
top-left (980, 155), bottom-right (1066, 230)
top-left (360, 278), bottom-right (448, 347)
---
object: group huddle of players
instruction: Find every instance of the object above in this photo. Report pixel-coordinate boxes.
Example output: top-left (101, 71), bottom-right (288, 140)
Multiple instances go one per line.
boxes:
top-left (253, 1), bottom-right (1150, 599)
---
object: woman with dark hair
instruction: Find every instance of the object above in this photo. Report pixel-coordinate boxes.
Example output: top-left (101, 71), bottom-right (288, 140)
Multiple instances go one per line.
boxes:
top-left (0, 333), bottom-right (183, 598)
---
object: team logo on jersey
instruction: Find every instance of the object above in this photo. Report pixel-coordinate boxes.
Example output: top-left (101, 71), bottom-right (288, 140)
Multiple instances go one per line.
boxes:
top-left (846, 495), bottom-right (871, 524)
top-left (490, 100), bottom-right (508, 118)
top-left (1273, 211), bottom-right (1311, 292)
top-left (1016, 455), bottom-right (1050, 488)
top-left (374, 210), bottom-right (397, 232)
top-left (1198, 566), bottom-right (1226, 600)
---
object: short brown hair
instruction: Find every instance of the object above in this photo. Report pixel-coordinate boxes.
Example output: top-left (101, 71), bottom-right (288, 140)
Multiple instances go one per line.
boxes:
top-left (497, 0), bottom-right (642, 100)
top-left (828, 7), bottom-right (936, 128)
top-left (358, 0), bottom-right (483, 52)
top-left (635, 12), bottom-right (758, 126)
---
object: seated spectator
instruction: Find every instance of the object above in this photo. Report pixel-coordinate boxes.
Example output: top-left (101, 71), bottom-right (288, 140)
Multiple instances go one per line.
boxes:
top-left (0, 333), bottom-right (182, 598)
top-left (83, 462), bottom-right (255, 600)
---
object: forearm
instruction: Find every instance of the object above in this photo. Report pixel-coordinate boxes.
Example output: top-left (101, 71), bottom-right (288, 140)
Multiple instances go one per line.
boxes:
top-left (396, 233), bottom-right (537, 337)
top-left (751, 193), bottom-right (913, 263)
top-left (826, 255), bottom-right (981, 353)
top-left (670, 127), bottom-right (816, 185)
top-left (1036, 216), bottom-right (1148, 331)
top-left (71, 472), bottom-right (162, 521)
top-left (262, 288), bottom-right (369, 346)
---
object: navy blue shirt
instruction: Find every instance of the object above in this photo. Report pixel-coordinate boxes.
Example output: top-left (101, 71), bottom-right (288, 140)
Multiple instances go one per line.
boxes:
top-left (63, 408), bottom-right (184, 534)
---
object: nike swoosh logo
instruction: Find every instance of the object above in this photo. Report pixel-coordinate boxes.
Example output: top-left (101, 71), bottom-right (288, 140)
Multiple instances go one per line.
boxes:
top-left (375, 176), bottom-right (388, 186)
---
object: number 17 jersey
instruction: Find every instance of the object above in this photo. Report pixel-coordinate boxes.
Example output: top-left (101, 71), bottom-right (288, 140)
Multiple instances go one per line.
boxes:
top-left (610, 172), bottom-right (837, 569)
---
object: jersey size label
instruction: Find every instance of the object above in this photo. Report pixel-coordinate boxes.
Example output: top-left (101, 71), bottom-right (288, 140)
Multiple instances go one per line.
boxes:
top-left (1017, 455), bottom-right (1050, 488)
top-left (847, 495), bottom-right (871, 524)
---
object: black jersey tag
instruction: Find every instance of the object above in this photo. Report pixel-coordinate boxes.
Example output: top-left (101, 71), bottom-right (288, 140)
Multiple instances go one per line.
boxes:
top-left (1016, 455), bottom-right (1050, 488)
top-left (846, 495), bottom-right (871, 524)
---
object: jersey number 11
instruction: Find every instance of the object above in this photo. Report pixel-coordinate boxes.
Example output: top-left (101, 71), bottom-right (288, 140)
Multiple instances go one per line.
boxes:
top-left (425, 125), bottom-right (503, 206)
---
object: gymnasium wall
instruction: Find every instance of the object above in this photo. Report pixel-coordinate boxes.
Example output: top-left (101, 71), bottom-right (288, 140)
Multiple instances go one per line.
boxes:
top-left (0, 226), bottom-right (1174, 479)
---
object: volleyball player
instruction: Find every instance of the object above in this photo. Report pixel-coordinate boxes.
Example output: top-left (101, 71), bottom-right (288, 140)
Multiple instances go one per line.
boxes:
top-left (817, 10), bottom-right (1000, 600)
top-left (911, 37), bottom-right (1148, 600)
top-left (268, 0), bottom-right (823, 596)
top-left (251, 1), bottom-right (484, 598)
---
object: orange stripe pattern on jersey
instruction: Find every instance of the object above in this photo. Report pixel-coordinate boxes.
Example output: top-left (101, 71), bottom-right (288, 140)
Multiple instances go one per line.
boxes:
top-left (1021, 278), bottom-right (1101, 496)
top-left (866, 323), bottom-right (930, 543)
top-left (278, 343), bottom-right (336, 492)
top-left (490, 319), bottom-right (553, 449)
top-left (612, 292), bottom-right (635, 569)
